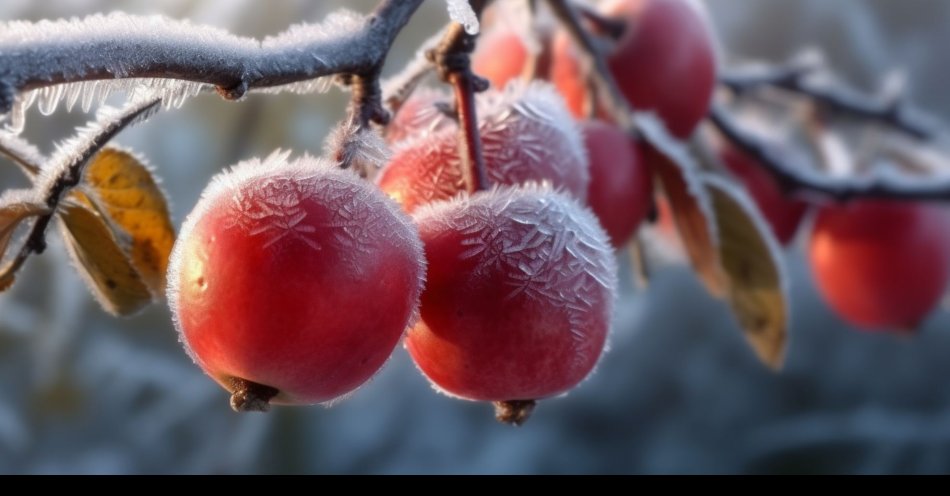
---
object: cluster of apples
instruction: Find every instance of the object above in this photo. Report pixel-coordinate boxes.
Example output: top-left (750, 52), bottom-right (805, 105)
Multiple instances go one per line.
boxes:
top-left (166, 0), bottom-right (707, 416)
top-left (165, 0), bottom-right (948, 418)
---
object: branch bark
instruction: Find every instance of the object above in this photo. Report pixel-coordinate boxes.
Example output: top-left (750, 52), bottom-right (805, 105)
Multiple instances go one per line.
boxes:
top-left (0, 0), bottom-right (424, 114)
top-left (721, 62), bottom-right (941, 140)
top-left (708, 104), bottom-right (950, 201)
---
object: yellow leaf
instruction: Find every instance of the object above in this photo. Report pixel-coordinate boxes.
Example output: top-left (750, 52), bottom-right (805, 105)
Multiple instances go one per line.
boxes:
top-left (705, 176), bottom-right (788, 370)
top-left (0, 198), bottom-right (46, 261)
top-left (59, 196), bottom-right (153, 316)
top-left (80, 148), bottom-right (175, 297)
top-left (648, 145), bottom-right (726, 297)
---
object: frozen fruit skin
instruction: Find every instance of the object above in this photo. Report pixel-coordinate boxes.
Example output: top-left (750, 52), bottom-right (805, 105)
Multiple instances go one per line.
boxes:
top-left (167, 151), bottom-right (426, 405)
top-left (377, 81), bottom-right (590, 213)
top-left (809, 199), bottom-right (950, 331)
top-left (385, 87), bottom-right (455, 145)
top-left (407, 185), bottom-right (617, 401)
top-left (582, 120), bottom-right (653, 247)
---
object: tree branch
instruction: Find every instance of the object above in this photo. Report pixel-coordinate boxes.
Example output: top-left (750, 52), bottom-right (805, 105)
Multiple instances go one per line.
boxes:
top-left (0, 0), bottom-right (424, 114)
top-left (720, 61), bottom-right (941, 141)
top-left (0, 97), bottom-right (162, 288)
top-left (708, 104), bottom-right (950, 201)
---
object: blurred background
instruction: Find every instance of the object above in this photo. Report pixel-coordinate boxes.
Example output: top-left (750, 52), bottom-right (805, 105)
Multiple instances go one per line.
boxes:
top-left (2, 0), bottom-right (950, 474)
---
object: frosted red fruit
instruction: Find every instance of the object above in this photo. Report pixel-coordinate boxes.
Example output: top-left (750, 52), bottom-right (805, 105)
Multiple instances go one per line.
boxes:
top-left (167, 152), bottom-right (426, 410)
top-left (407, 185), bottom-right (617, 408)
top-left (809, 200), bottom-right (950, 331)
top-left (552, 0), bottom-right (717, 137)
top-left (377, 82), bottom-right (589, 213)
top-left (720, 142), bottom-right (807, 245)
top-left (385, 87), bottom-right (455, 145)
top-left (582, 120), bottom-right (653, 247)
top-left (472, 27), bottom-right (530, 89)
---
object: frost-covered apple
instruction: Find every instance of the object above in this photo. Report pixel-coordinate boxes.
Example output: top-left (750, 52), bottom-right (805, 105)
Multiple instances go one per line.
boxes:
top-left (385, 87), bottom-right (455, 145)
top-left (167, 152), bottom-right (426, 411)
top-left (406, 185), bottom-right (616, 424)
top-left (377, 82), bottom-right (589, 213)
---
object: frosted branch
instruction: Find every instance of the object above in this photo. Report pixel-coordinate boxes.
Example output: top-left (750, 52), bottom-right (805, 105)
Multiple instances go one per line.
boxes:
top-left (0, 0), bottom-right (424, 115)
top-left (708, 104), bottom-right (950, 201)
top-left (0, 97), bottom-right (162, 287)
top-left (720, 59), bottom-right (941, 141)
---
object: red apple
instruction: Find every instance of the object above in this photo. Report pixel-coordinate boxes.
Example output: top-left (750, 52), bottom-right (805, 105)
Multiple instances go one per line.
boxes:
top-left (407, 185), bottom-right (616, 408)
top-left (809, 199), bottom-right (950, 331)
top-left (168, 152), bottom-right (426, 410)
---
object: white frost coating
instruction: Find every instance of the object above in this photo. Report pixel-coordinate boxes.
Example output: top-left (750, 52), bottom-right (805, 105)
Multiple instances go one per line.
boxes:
top-left (477, 81), bottom-right (590, 199)
top-left (0, 188), bottom-right (42, 210)
top-left (37, 96), bottom-right (161, 197)
top-left (254, 77), bottom-right (335, 96)
top-left (0, 131), bottom-right (45, 172)
top-left (0, 9), bottom-right (368, 131)
top-left (385, 87), bottom-right (455, 144)
top-left (413, 184), bottom-right (617, 377)
top-left (8, 79), bottom-right (206, 134)
top-left (324, 123), bottom-right (391, 180)
top-left (166, 151), bottom-right (427, 397)
top-left (261, 9), bottom-right (364, 50)
top-left (446, 0), bottom-right (480, 35)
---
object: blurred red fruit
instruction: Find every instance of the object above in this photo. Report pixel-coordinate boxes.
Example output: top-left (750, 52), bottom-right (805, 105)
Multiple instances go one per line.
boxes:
top-left (582, 119), bottom-right (653, 247)
top-left (809, 199), bottom-right (950, 331)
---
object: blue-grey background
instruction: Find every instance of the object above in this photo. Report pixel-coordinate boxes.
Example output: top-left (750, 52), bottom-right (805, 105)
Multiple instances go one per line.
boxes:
top-left (1, 0), bottom-right (950, 474)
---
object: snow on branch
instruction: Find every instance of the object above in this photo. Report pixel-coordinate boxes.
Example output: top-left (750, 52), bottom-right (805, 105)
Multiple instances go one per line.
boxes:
top-left (0, 0), bottom-right (424, 118)
top-left (720, 57), bottom-right (942, 141)
top-left (708, 104), bottom-right (950, 201)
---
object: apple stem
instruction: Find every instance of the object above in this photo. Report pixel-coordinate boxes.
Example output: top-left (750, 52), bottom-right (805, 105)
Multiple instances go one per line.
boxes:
top-left (228, 377), bottom-right (279, 413)
top-left (493, 399), bottom-right (537, 426)
top-left (428, 0), bottom-right (492, 193)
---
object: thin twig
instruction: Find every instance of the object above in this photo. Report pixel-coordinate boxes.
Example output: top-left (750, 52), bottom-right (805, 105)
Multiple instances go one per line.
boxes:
top-left (721, 62), bottom-right (941, 140)
top-left (0, 0), bottom-right (424, 113)
top-left (708, 104), bottom-right (950, 201)
top-left (545, 0), bottom-right (634, 131)
top-left (428, 2), bottom-right (492, 192)
top-left (0, 98), bottom-right (162, 287)
top-left (382, 27), bottom-right (447, 112)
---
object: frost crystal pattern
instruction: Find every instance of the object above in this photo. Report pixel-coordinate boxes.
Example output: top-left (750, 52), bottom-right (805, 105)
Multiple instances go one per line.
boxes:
top-left (446, 0), bottom-right (480, 35)
top-left (414, 185), bottom-right (617, 371)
